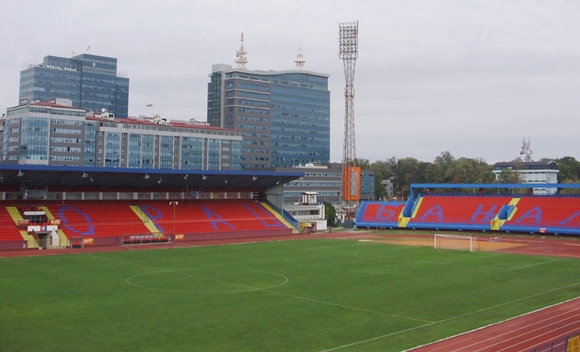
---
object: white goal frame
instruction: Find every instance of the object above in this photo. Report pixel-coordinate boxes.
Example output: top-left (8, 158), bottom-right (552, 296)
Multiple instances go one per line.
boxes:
top-left (434, 234), bottom-right (475, 252)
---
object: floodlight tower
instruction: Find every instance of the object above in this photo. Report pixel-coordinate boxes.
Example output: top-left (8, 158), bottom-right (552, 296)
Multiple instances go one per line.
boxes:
top-left (339, 21), bottom-right (359, 212)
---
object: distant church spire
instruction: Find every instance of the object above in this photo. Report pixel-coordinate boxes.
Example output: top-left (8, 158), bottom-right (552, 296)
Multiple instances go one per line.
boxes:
top-left (235, 32), bottom-right (248, 70)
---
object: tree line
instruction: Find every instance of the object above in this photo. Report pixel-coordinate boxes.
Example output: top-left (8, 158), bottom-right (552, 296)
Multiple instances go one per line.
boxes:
top-left (354, 152), bottom-right (580, 199)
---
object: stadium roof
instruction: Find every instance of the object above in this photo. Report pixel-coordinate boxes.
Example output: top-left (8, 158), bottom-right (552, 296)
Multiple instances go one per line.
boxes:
top-left (0, 165), bottom-right (303, 191)
top-left (411, 183), bottom-right (580, 189)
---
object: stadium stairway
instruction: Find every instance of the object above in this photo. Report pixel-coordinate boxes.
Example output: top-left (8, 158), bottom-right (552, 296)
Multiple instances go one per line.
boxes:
top-left (259, 202), bottom-right (298, 233)
top-left (491, 198), bottom-right (520, 230)
top-left (130, 205), bottom-right (162, 234)
top-left (5, 206), bottom-right (37, 248)
top-left (39, 206), bottom-right (68, 247)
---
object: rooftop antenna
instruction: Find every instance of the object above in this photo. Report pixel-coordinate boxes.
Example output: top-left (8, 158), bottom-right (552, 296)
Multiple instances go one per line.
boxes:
top-left (235, 32), bottom-right (248, 70)
top-left (294, 44), bottom-right (306, 69)
top-left (520, 137), bottom-right (533, 162)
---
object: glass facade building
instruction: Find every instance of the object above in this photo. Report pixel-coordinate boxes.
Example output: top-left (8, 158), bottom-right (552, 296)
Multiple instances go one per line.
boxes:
top-left (208, 64), bottom-right (330, 169)
top-left (2, 100), bottom-right (243, 171)
top-left (19, 54), bottom-right (129, 118)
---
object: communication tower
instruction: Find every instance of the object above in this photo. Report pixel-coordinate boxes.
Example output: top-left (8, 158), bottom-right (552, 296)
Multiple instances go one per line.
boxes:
top-left (520, 137), bottom-right (533, 162)
top-left (235, 32), bottom-right (248, 70)
top-left (294, 44), bottom-right (306, 69)
top-left (338, 21), bottom-right (359, 211)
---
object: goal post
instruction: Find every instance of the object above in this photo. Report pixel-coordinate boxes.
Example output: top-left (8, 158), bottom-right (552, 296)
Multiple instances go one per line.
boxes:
top-left (434, 234), bottom-right (475, 252)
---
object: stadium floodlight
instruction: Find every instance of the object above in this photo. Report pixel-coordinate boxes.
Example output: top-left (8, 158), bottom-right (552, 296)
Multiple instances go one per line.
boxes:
top-left (169, 201), bottom-right (179, 234)
top-left (434, 234), bottom-right (475, 252)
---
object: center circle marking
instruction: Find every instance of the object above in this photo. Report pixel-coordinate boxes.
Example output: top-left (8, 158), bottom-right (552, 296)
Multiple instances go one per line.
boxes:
top-left (126, 268), bottom-right (288, 293)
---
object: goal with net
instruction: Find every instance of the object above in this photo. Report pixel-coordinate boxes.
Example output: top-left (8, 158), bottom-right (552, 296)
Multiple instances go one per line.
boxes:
top-left (434, 234), bottom-right (476, 252)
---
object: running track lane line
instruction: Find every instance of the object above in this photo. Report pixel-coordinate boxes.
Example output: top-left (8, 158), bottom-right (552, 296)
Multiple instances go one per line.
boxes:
top-left (409, 297), bottom-right (580, 352)
top-left (421, 302), bottom-right (580, 351)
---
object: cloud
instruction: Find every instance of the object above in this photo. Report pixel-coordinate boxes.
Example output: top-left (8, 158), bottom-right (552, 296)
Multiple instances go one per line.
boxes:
top-left (1, 0), bottom-right (579, 165)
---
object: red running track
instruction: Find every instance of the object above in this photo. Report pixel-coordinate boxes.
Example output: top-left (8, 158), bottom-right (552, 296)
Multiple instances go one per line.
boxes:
top-left (410, 297), bottom-right (580, 352)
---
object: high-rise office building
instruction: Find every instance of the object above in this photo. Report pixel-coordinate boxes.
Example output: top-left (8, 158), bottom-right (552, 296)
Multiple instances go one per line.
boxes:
top-left (19, 54), bottom-right (129, 118)
top-left (207, 38), bottom-right (330, 169)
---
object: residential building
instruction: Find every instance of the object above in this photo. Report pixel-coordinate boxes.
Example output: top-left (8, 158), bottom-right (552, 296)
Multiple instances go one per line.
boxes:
top-left (19, 54), bottom-right (129, 118)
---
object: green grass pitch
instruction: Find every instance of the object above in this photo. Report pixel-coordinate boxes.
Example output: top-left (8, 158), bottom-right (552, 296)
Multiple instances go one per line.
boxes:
top-left (2, 238), bottom-right (580, 351)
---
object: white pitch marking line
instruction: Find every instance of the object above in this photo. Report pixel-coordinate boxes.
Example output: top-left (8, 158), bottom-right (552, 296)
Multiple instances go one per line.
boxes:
top-left (90, 254), bottom-right (287, 292)
top-left (321, 281), bottom-right (580, 352)
top-left (263, 289), bottom-right (433, 324)
top-left (90, 254), bottom-right (431, 323)
top-left (508, 258), bottom-right (564, 270)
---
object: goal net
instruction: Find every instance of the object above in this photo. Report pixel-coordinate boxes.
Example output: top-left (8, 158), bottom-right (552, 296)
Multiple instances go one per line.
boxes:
top-left (434, 234), bottom-right (475, 252)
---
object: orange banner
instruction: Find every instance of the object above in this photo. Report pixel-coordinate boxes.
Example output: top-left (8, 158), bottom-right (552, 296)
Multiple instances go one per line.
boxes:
top-left (82, 238), bottom-right (94, 245)
top-left (344, 166), bottom-right (361, 201)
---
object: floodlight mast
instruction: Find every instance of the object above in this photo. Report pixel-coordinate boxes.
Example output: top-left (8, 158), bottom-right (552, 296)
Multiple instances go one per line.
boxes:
top-left (339, 21), bottom-right (359, 212)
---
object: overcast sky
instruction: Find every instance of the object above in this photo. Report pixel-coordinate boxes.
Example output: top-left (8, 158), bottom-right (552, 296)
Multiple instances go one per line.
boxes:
top-left (1, 0), bottom-right (579, 164)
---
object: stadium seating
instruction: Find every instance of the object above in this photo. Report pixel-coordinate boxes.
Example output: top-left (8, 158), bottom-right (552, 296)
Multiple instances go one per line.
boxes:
top-left (0, 207), bottom-right (25, 242)
top-left (502, 196), bottom-right (580, 230)
top-left (0, 200), bottom-right (290, 248)
top-left (356, 194), bottom-right (580, 235)
top-left (409, 195), bottom-right (513, 226)
top-left (46, 203), bottom-right (151, 239)
top-left (139, 200), bottom-right (287, 234)
top-left (356, 202), bottom-right (405, 227)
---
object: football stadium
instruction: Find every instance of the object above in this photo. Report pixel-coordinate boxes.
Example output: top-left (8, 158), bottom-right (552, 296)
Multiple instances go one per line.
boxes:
top-left (1, 165), bottom-right (580, 351)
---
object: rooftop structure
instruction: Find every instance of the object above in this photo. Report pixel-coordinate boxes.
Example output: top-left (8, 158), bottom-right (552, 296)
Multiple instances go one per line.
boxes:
top-left (19, 54), bottom-right (129, 118)
top-left (493, 139), bottom-right (558, 195)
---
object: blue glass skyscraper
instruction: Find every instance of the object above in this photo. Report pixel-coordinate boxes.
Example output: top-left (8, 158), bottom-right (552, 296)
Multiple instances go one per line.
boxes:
top-left (208, 64), bottom-right (330, 169)
top-left (19, 54), bottom-right (129, 118)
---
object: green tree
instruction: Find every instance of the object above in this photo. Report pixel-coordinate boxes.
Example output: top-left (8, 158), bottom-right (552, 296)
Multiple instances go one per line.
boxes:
top-left (496, 168), bottom-right (523, 184)
top-left (555, 156), bottom-right (580, 182)
top-left (449, 157), bottom-right (495, 184)
top-left (560, 179), bottom-right (580, 195)
top-left (369, 159), bottom-right (392, 200)
top-left (324, 201), bottom-right (337, 227)
top-left (395, 157), bottom-right (422, 197)
top-left (424, 151), bottom-right (456, 184)
top-left (353, 158), bottom-right (371, 169)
